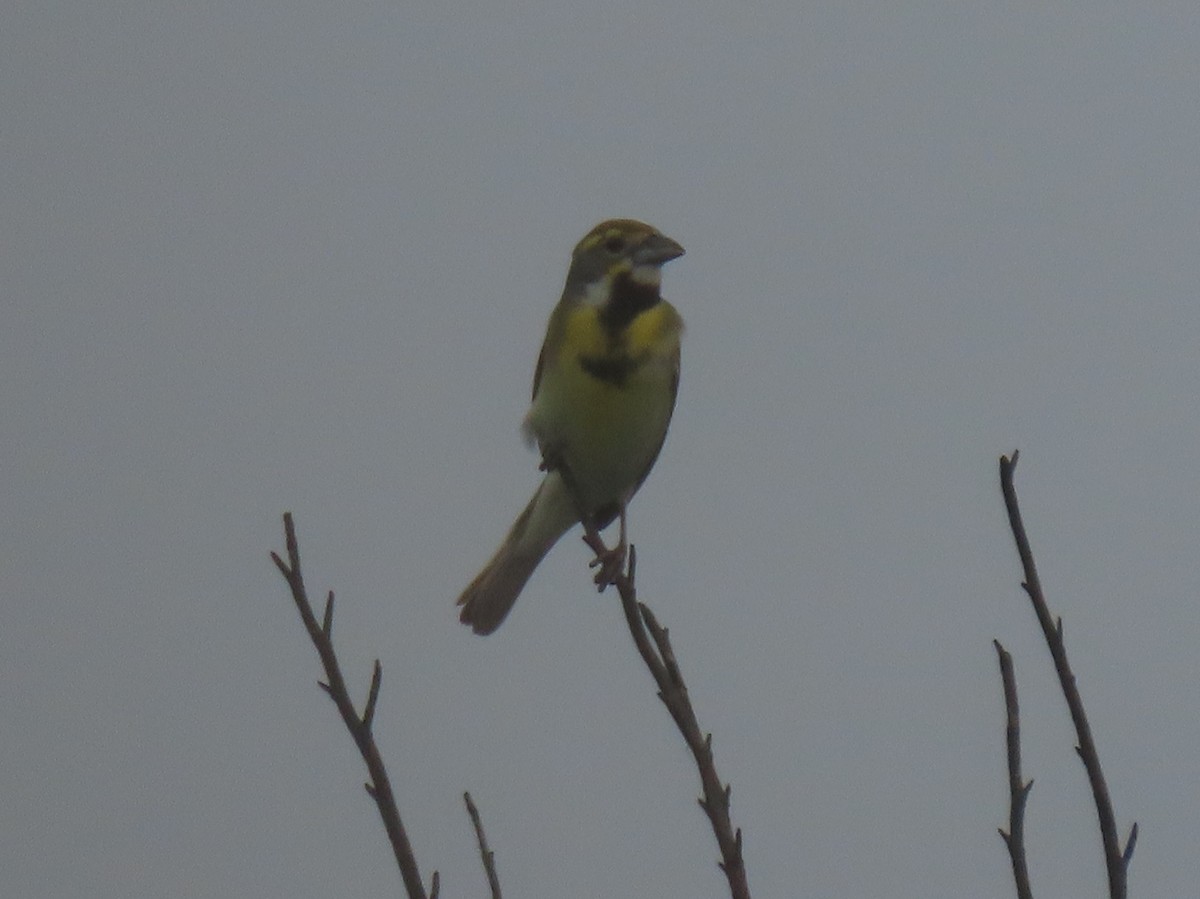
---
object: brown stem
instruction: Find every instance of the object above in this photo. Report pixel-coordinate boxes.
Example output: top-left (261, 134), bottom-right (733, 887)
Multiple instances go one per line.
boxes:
top-left (463, 792), bottom-right (503, 899)
top-left (555, 457), bottom-right (749, 897)
top-left (609, 545), bottom-right (751, 899)
top-left (993, 640), bottom-right (1034, 899)
top-left (998, 452), bottom-right (1136, 899)
top-left (271, 513), bottom-right (433, 899)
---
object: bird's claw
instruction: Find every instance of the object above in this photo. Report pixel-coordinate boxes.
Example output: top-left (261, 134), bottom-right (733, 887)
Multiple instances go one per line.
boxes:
top-left (588, 544), bottom-right (627, 590)
top-left (582, 530), bottom-right (626, 590)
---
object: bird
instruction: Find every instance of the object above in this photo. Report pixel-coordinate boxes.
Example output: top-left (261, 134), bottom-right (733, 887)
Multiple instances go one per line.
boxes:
top-left (457, 219), bottom-right (685, 634)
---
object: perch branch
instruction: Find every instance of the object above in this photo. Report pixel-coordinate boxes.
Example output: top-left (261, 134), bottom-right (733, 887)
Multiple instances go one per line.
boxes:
top-left (589, 536), bottom-right (751, 899)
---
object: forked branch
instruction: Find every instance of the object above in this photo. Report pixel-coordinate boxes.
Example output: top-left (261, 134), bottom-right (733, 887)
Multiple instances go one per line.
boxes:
top-left (271, 513), bottom-right (435, 899)
top-left (997, 452), bottom-right (1137, 899)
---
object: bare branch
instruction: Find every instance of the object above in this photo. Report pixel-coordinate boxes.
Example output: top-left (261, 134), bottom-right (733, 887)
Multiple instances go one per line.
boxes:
top-left (998, 453), bottom-right (1136, 899)
top-left (363, 659), bottom-right (383, 731)
top-left (993, 639), bottom-right (1034, 899)
top-left (464, 792), bottom-right (503, 899)
top-left (322, 590), bottom-right (335, 636)
top-left (596, 541), bottom-right (750, 899)
top-left (1123, 823), bottom-right (1139, 865)
top-left (272, 512), bottom-right (429, 899)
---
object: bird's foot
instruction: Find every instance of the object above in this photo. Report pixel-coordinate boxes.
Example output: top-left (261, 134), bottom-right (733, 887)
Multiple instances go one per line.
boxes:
top-left (582, 507), bottom-right (628, 590)
top-left (584, 535), bottom-right (626, 590)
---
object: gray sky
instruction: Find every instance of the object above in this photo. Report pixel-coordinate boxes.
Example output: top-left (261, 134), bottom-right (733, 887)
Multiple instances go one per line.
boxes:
top-left (3, 3), bottom-right (1198, 897)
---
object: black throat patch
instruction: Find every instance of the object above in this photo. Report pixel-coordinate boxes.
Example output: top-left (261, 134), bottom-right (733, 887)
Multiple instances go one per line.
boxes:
top-left (580, 353), bottom-right (637, 386)
top-left (599, 273), bottom-right (660, 338)
top-left (581, 273), bottom-right (661, 386)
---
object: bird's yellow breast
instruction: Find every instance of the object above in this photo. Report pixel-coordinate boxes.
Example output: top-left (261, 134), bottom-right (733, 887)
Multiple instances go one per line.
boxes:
top-left (527, 299), bottom-right (682, 518)
top-left (561, 297), bottom-right (682, 360)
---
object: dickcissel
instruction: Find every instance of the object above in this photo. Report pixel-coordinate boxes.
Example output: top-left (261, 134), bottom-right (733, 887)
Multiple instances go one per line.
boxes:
top-left (457, 219), bottom-right (685, 634)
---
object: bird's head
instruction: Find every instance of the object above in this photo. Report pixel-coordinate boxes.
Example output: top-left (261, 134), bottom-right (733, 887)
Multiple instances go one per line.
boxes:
top-left (565, 219), bottom-right (685, 305)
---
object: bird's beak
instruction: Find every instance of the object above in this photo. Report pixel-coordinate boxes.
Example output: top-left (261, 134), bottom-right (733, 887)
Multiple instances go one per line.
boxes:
top-left (635, 233), bottom-right (685, 267)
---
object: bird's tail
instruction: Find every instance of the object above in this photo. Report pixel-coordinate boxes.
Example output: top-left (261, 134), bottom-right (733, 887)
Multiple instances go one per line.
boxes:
top-left (457, 473), bottom-right (578, 634)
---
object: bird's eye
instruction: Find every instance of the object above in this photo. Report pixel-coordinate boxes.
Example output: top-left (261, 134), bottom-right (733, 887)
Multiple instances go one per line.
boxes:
top-left (604, 235), bottom-right (626, 254)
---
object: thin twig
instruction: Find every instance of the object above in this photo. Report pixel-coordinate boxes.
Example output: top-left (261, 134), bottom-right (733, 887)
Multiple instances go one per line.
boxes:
top-left (464, 792), bottom-right (503, 899)
top-left (604, 542), bottom-right (751, 899)
top-left (551, 458), bottom-right (748, 896)
top-left (271, 512), bottom-right (431, 899)
top-left (993, 640), bottom-right (1034, 899)
top-left (999, 452), bottom-right (1136, 899)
